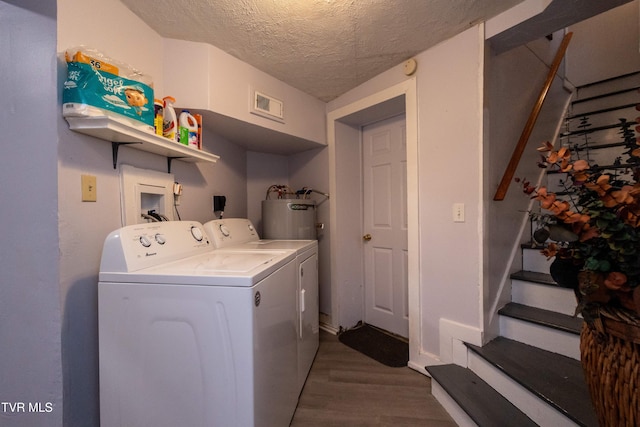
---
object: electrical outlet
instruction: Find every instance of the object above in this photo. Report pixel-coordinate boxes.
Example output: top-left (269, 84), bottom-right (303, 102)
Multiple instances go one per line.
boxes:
top-left (81, 175), bottom-right (97, 202)
top-left (453, 203), bottom-right (464, 222)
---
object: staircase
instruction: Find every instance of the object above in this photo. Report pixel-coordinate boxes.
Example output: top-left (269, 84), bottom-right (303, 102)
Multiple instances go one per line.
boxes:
top-left (427, 72), bottom-right (640, 427)
top-left (427, 245), bottom-right (596, 427)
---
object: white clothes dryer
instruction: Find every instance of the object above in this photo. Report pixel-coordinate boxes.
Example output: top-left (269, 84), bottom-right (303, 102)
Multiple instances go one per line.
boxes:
top-left (98, 221), bottom-right (298, 427)
top-left (203, 218), bottom-right (319, 394)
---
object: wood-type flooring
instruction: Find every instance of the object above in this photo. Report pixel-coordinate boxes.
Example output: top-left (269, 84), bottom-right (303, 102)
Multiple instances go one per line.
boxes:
top-left (290, 330), bottom-right (457, 426)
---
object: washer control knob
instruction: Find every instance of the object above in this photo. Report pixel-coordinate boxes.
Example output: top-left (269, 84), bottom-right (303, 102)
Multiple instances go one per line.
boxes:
top-left (155, 233), bottom-right (166, 245)
top-left (139, 235), bottom-right (152, 247)
top-left (190, 226), bottom-right (204, 242)
top-left (247, 224), bottom-right (255, 232)
top-left (219, 224), bottom-right (230, 237)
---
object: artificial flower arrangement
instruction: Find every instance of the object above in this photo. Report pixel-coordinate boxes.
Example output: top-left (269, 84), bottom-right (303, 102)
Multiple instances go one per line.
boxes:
top-left (519, 119), bottom-right (640, 317)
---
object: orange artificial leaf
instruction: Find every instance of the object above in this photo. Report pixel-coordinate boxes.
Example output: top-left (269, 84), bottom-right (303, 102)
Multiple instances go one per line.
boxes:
top-left (630, 184), bottom-right (640, 196)
top-left (561, 210), bottom-right (584, 223)
top-left (558, 147), bottom-right (571, 160)
top-left (537, 141), bottom-right (554, 152)
top-left (541, 242), bottom-right (558, 259)
top-left (579, 224), bottom-right (599, 241)
top-left (539, 194), bottom-right (557, 210)
top-left (573, 159), bottom-right (589, 171)
top-left (604, 272), bottom-right (628, 290)
top-left (612, 186), bottom-right (635, 204)
top-left (560, 159), bottom-right (573, 172)
top-left (573, 170), bottom-right (590, 182)
top-left (585, 174), bottom-right (611, 196)
top-left (601, 193), bottom-right (618, 208)
top-left (549, 200), bottom-right (570, 216)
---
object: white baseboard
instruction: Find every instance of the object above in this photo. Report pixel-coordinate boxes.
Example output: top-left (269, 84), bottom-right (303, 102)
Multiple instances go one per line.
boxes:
top-left (319, 321), bottom-right (339, 335)
top-left (439, 318), bottom-right (483, 364)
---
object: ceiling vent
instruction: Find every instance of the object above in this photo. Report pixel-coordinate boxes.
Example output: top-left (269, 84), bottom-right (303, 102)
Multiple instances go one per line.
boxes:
top-left (251, 88), bottom-right (284, 122)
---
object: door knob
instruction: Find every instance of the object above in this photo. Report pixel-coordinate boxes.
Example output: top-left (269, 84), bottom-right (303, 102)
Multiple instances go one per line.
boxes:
top-left (363, 234), bottom-right (372, 241)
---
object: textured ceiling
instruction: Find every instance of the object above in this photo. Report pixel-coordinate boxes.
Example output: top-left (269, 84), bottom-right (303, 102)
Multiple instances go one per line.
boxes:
top-left (119, 0), bottom-right (524, 101)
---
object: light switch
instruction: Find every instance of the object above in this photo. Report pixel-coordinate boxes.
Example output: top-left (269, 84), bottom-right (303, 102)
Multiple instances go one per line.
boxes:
top-left (82, 175), bottom-right (97, 202)
top-left (453, 203), bottom-right (464, 222)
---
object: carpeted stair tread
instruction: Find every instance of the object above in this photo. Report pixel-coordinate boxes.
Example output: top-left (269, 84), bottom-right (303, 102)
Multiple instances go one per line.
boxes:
top-left (466, 337), bottom-right (598, 427)
top-left (338, 323), bottom-right (408, 367)
top-left (426, 364), bottom-right (537, 427)
top-left (499, 302), bottom-right (583, 334)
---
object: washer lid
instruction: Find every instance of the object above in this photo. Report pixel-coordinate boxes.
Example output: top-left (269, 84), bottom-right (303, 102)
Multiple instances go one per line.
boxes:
top-left (99, 250), bottom-right (295, 286)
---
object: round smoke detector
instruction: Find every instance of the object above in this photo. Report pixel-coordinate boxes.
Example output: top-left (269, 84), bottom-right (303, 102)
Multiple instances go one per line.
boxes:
top-left (403, 58), bottom-right (417, 76)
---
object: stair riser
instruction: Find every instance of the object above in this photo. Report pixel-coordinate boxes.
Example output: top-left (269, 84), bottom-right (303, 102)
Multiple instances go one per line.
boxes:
top-left (467, 352), bottom-right (580, 427)
top-left (430, 382), bottom-right (478, 427)
top-left (571, 90), bottom-right (639, 116)
top-left (511, 279), bottom-right (576, 315)
top-left (499, 316), bottom-right (580, 359)
top-left (574, 73), bottom-right (640, 103)
top-left (522, 248), bottom-right (552, 274)
top-left (566, 105), bottom-right (637, 131)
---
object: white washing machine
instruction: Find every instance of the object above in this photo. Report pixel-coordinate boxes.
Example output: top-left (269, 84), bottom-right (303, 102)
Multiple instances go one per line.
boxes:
top-left (98, 220), bottom-right (299, 427)
top-left (203, 218), bottom-right (319, 394)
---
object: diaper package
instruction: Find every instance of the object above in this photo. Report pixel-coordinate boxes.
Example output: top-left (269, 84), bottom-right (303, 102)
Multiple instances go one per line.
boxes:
top-left (63, 47), bottom-right (154, 131)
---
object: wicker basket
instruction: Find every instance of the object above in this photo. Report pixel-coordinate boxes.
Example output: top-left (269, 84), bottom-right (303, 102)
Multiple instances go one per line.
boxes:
top-left (580, 306), bottom-right (640, 426)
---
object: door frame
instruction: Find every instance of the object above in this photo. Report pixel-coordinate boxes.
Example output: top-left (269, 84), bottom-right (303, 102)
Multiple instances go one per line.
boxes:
top-left (327, 78), bottom-right (420, 364)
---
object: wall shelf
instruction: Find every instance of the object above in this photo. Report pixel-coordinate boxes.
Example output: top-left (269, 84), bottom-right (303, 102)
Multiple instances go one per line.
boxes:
top-left (65, 115), bottom-right (220, 170)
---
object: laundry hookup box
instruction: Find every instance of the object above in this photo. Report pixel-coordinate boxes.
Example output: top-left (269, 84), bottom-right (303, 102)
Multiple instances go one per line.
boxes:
top-left (62, 47), bottom-right (154, 132)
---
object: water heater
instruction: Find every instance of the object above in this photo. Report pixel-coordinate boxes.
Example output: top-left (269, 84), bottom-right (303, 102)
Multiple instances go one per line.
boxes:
top-left (262, 199), bottom-right (316, 240)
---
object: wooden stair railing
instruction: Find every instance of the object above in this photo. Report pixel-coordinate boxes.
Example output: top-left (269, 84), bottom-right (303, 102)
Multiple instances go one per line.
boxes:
top-left (493, 32), bottom-right (573, 201)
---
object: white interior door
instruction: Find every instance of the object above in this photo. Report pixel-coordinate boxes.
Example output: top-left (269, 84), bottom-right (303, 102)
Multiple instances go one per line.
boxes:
top-left (363, 114), bottom-right (408, 338)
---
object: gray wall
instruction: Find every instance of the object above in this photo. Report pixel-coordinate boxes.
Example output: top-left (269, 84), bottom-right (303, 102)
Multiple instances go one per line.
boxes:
top-left (485, 31), bottom-right (572, 340)
top-left (0, 1), bottom-right (63, 426)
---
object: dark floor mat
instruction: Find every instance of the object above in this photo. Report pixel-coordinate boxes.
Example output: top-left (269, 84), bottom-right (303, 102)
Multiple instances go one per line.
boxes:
top-left (338, 323), bottom-right (409, 367)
